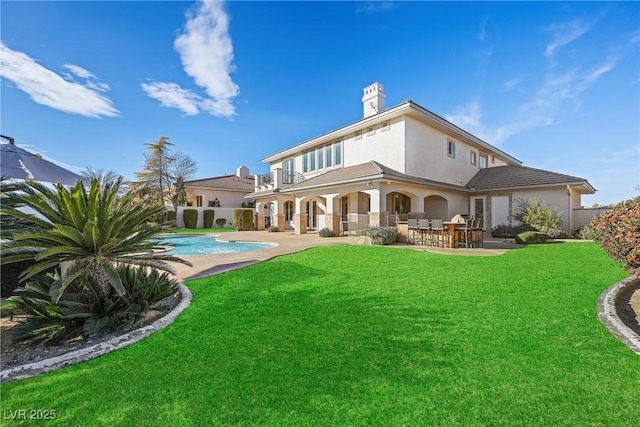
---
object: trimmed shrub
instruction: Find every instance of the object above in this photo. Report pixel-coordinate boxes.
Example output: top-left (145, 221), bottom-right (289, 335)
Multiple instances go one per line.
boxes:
top-left (183, 209), bottom-right (198, 229)
top-left (515, 231), bottom-right (549, 245)
top-left (587, 196), bottom-right (640, 277)
top-left (233, 209), bottom-right (254, 231)
top-left (319, 227), bottom-right (336, 237)
top-left (215, 218), bottom-right (227, 228)
top-left (203, 210), bottom-right (215, 228)
top-left (267, 226), bottom-right (279, 232)
top-left (358, 226), bottom-right (398, 245)
top-left (166, 210), bottom-right (177, 225)
top-left (514, 198), bottom-right (563, 237)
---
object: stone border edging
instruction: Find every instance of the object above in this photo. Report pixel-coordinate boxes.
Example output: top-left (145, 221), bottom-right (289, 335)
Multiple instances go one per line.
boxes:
top-left (597, 276), bottom-right (640, 355)
top-left (1, 283), bottom-right (193, 383)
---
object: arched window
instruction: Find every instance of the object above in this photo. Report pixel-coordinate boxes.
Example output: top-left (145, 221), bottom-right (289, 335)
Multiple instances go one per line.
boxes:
top-left (388, 192), bottom-right (411, 214)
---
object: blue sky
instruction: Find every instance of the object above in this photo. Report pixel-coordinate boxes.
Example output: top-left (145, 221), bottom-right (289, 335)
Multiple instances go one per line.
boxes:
top-left (1, 1), bottom-right (638, 206)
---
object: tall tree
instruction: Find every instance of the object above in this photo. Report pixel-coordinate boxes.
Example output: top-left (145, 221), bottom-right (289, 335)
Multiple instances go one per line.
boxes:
top-left (134, 137), bottom-right (197, 212)
top-left (169, 152), bottom-right (198, 213)
top-left (135, 136), bottom-right (174, 206)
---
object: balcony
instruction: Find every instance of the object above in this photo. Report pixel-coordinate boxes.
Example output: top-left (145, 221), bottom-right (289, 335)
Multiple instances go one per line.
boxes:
top-left (254, 168), bottom-right (305, 193)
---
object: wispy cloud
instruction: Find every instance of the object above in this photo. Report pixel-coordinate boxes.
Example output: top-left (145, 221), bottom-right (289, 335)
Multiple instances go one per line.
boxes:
top-left (446, 14), bottom-right (630, 147)
top-left (143, 0), bottom-right (239, 118)
top-left (544, 18), bottom-right (594, 58)
top-left (499, 77), bottom-right (523, 91)
top-left (356, 1), bottom-right (395, 14)
top-left (478, 15), bottom-right (491, 42)
top-left (0, 42), bottom-right (118, 118)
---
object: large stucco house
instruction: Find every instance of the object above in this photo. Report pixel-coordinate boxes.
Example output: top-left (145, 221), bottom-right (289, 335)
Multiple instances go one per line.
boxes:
top-left (247, 82), bottom-right (595, 235)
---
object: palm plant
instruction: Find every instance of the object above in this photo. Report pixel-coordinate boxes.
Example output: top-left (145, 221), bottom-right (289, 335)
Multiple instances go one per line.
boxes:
top-left (0, 178), bottom-right (190, 303)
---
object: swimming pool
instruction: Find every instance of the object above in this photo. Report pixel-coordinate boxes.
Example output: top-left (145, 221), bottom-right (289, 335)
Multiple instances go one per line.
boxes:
top-left (154, 235), bottom-right (275, 255)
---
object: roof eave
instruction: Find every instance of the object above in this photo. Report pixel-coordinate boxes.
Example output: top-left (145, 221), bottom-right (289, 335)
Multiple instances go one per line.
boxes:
top-left (468, 181), bottom-right (596, 194)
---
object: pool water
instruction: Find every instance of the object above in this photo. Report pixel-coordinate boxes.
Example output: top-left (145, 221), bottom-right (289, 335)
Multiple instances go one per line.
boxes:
top-left (154, 235), bottom-right (274, 255)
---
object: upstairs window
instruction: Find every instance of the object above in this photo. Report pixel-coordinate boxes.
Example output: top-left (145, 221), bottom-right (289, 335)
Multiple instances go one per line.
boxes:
top-left (479, 154), bottom-right (488, 169)
top-left (303, 152), bottom-right (309, 173)
top-left (335, 141), bottom-right (342, 165)
top-left (326, 144), bottom-right (332, 167)
top-left (310, 149), bottom-right (316, 171)
top-left (470, 151), bottom-right (477, 166)
top-left (447, 140), bottom-right (456, 158)
top-left (317, 147), bottom-right (323, 169)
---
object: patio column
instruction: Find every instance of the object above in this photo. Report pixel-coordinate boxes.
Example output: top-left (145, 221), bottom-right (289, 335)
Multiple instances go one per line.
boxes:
top-left (294, 196), bottom-right (307, 235)
top-left (364, 188), bottom-right (386, 227)
top-left (255, 201), bottom-right (266, 231)
top-left (271, 198), bottom-right (285, 231)
top-left (323, 193), bottom-right (340, 233)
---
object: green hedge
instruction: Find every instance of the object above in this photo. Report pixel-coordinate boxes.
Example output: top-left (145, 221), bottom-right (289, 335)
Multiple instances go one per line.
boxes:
top-left (515, 231), bottom-right (549, 245)
top-left (203, 210), bottom-right (215, 228)
top-left (166, 210), bottom-right (176, 226)
top-left (232, 209), bottom-right (254, 231)
top-left (586, 196), bottom-right (640, 276)
top-left (183, 209), bottom-right (198, 229)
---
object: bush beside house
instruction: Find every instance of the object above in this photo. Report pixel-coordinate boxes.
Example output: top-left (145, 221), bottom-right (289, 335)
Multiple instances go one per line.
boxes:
top-left (358, 226), bottom-right (398, 246)
top-left (233, 209), bottom-right (254, 231)
top-left (586, 196), bottom-right (640, 277)
top-left (183, 209), bottom-right (198, 229)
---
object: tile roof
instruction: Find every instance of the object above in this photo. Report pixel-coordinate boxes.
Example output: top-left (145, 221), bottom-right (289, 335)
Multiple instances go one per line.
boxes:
top-left (185, 175), bottom-right (254, 192)
top-left (466, 165), bottom-right (592, 191)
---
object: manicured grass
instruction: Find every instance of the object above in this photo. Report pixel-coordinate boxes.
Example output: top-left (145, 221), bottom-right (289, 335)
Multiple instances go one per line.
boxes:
top-left (3, 243), bottom-right (639, 426)
top-left (173, 227), bottom-right (235, 234)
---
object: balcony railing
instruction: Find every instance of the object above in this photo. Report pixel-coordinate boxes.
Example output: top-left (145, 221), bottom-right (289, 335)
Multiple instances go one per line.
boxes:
top-left (255, 169), bottom-right (305, 191)
top-left (283, 171), bottom-right (305, 185)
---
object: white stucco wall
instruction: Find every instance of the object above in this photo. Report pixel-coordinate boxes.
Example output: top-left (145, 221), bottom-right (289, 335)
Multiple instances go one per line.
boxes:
top-left (187, 188), bottom-right (249, 208)
top-left (404, 117), bottom-right (497, 186)
top-left (511, 188), bottom-right (572, 232)
top-left (343, 118), bottom-right (406, 171)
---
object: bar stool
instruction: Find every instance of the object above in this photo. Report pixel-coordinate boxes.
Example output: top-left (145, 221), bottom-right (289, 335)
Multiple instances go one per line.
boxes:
top-left (417, 219), bottom-right (429, 245)
top-left (407, 218), bottom-right (419, 244)
top-left (455, 219), bottom-right (474, 248)
top-left (430, 219), bottom-right (446, 247)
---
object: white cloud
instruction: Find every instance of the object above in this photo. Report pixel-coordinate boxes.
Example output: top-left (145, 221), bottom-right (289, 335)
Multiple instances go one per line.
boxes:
top-left (544, 19), bottom-right (594, 58)
top-left (0, 42), bottom-right (118, 118)
top-left (64, 64), bottom-right (95, 79)
top-left (141, 82), bottom-right (201, 116)
top-left (144, 0), bottom-right (239, 118)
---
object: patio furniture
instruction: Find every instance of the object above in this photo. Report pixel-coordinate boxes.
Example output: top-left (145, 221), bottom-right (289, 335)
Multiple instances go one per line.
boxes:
top-left (473, 219), bottom-right (484, 247)
top-left (417, 219), bottom-right (429, 245)
top-left (430, 219), bottom-right (447, 247)
top-left (454, 219), bottom-right (474, 248)
top-left (407, 218), bottom-right (419, 244)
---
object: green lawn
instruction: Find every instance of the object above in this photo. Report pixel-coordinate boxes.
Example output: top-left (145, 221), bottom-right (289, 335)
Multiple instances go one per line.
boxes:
top-left (2, 243), bottom-right (639, 426)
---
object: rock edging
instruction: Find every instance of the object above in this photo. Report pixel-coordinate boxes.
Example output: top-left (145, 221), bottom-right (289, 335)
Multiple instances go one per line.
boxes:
top-left (0, 283), bottom-right (193, 383)
top-left (597, 276), bottom-right (640, 355)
